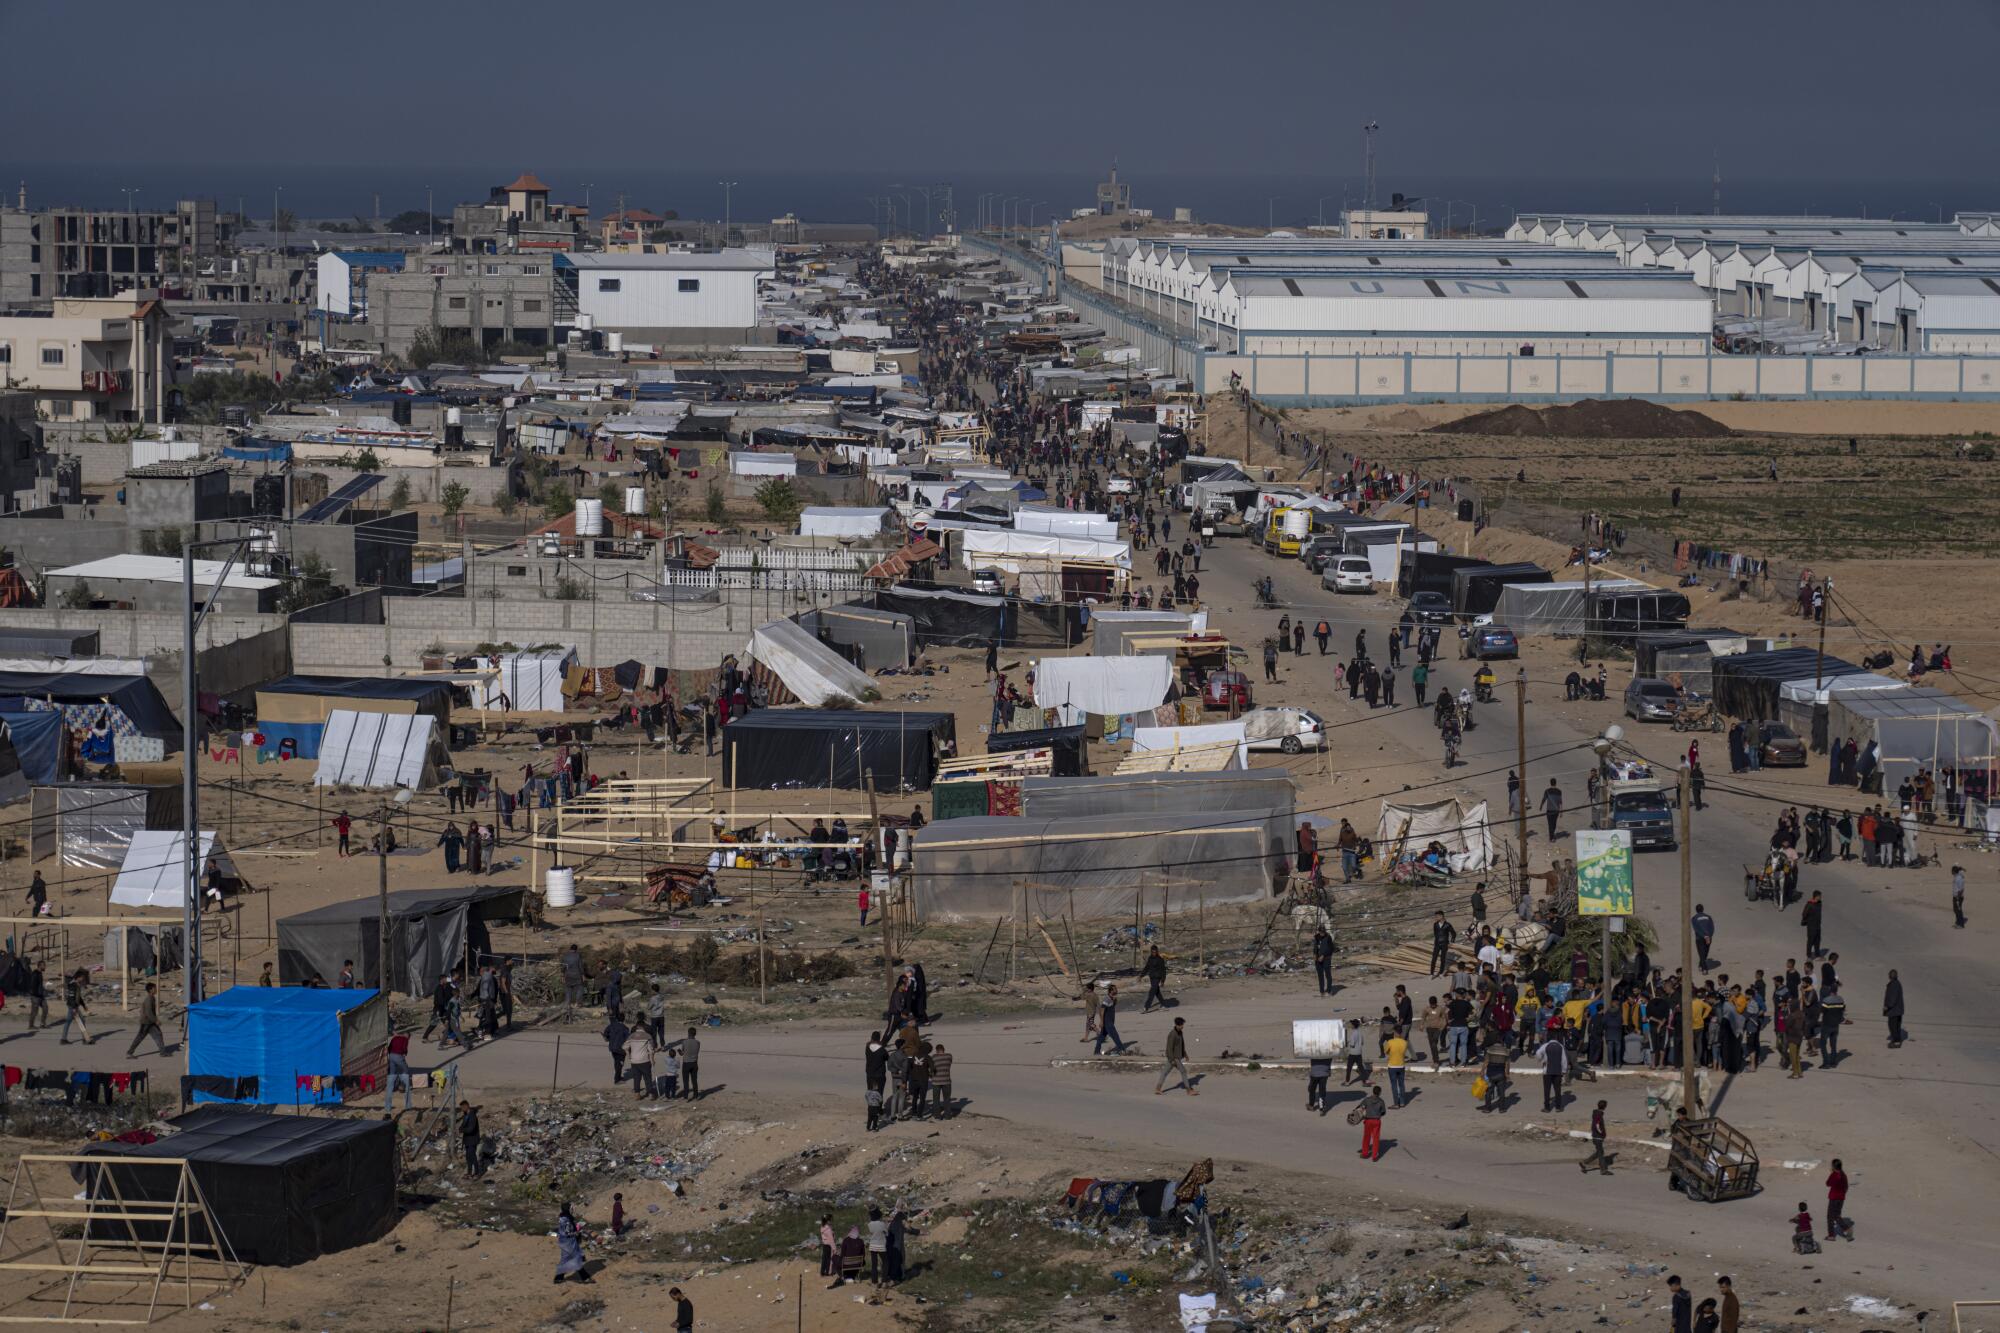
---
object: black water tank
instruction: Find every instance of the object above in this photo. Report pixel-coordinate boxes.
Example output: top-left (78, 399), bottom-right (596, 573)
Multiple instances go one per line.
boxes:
top-left (253, 474), bottom-right (285, 517)
top-left (390, 397), bottom-right (412, 426)
top-left (1457, 499), bottom-right (1474, 523)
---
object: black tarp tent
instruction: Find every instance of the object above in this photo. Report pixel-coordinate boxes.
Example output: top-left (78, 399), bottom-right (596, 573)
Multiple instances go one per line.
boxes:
top-left (987, 723), bottom-right (1087, 776)
top-left (277, 884), bottom-right (524, 993)
top-left (797, 604), bottom-right (916, 670)
top-left (1710, 648), bottom-right (1869, 721)
top-left (1451, 562), bottom-right (1553, 616)
top-left (1588, 588), bottom-right (1693, 643)
top-left (0, 671), bottom-right (181, 748)
top-left (1632, 630), bottom-right (1748, 680)
top-left (1399, 551), bottom-right (1487, 600)
top-left (873, 586), bottom-right (1071, 650)
top-left (724, 708), bottom-right (957, 790)
top-left (80, 1109), bottom-right (395, 1266)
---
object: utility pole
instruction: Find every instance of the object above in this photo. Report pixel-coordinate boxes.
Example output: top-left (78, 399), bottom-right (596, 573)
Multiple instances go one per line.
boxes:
top-left (1813, 576), bottom-right (1831, 688)
top-left (378, 799), bottom-right (392, 991)
top-left (1580, 530), bottom-right (1593, 663)
top-left (718, 180), bottom-right (738, 243)
top-left (1515, 669), bottom-right (1529, 868)
top-left (1678, 762), bottom-right (1698, 1114)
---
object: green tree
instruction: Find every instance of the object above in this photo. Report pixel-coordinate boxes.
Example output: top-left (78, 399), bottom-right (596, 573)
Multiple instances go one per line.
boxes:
top-left (552, 574), bottom-right (587, 601)
top-left (406, 324), bottom-right (485, 370)
top-left (440, 481), bottom-right (470, 516)
top-left (542, 480), bottom-right (574, 519)
top-left (494, 491), bottom-right (518, 518)
top-left (598, 480), bottom-right (623, 510)
top-left (277, 554), bottom-right (343, 614)
top-left (273, 208), bottom-right (297, 233)
top-left (704, 482), bottom-right (726, 524)
top-left (386, 209), bottom-right (444, 235)
top-left (754, 478), bottom-right (801, 525)
top-left (58, 580), bottom-right (97, 610)
top-left (388, 477), bottom-right (413, 511)
top-left (352, 449), bottom-right (381, 473)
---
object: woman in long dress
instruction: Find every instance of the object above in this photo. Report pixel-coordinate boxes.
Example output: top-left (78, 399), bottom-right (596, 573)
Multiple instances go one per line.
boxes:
top-left (554, 1203), bottom-right (591, 1284)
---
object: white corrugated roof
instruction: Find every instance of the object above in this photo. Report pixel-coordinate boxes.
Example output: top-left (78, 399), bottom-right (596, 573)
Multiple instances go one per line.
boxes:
top-left (50, 555), bottom-right (280, 591)
top-left (560, 249), bottom-right (773, 271)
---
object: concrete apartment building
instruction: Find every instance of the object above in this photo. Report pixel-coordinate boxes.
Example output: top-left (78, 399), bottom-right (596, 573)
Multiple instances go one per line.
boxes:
top-left (0, 198), bottom-right (219, 305)
top-left (0, 297), bottom-right (173, 421)
top-left (355, 253), bottom-right (555, 356)
top-left (450, 172), bottom-right (585, 255)
top-left (555, 250), bottom-right (772, 344)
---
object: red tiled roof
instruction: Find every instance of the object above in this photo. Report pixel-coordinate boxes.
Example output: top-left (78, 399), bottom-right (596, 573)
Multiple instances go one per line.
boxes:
top-left (504, 172), bottom-right (551, 193)
top-left (866, 538), bottom-right (940, 579)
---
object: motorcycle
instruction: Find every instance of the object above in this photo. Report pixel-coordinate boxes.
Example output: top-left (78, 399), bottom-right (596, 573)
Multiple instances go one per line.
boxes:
top-left (1443, 730), bottom-right (1461, 767)
top-left (1253, 576), bottom-right (1278, 609)
top-left (1474, 680), bottom-right (1495, 704)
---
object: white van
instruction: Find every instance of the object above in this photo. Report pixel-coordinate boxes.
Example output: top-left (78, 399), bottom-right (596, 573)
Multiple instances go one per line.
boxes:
top-left (1322, 556), bottom-right (1374, 594)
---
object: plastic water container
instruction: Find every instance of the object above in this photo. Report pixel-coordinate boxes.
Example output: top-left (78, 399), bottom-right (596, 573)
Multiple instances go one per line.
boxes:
top-left (544, 866), bottom-right (576, 908)
top-left (574, 498), bottom-right (604, 536)
top-left (1291, 1018), bottom-right (1347, 1059)
top-left (607, 331), bottom-right (624, 354)
top-left (624, 486), bottom-right (647, 515)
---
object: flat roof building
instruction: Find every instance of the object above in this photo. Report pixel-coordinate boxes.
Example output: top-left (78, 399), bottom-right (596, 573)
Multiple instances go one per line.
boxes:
top-left (555, 250), bottom-right (774, 342)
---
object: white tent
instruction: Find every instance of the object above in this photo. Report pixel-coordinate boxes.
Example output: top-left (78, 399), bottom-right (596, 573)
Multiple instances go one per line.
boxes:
top-left (313, 709), bottom-right (443, 790)
top-left (1775, 673), bottom-right (1907, 706)
top-left (484, 648), bottom-right (576, 711)
top-left (798, 507), bottom-right (894, 538)
top-left (1373, 796), bottom-right (1493, 873)
top-left (1131, 720), bottom-right (1248, 769)
top-left (1014, 508), bottom-right (1118, 542)
top-left (729, 451), bottom-right (798, 477)
top-left (958, 528), bottom-right (1131, 572)
top-left (110, 830), bottom-right (235, 909)
top-left (745, 620), bottom-right (878, 706)
top-left (1033, 655), bottom-right (1174, 720)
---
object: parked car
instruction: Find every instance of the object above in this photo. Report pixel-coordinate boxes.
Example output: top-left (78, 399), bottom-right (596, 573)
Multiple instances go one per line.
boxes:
top-left (1469, 624), bottom-right (1519, 659)
top-left (1399, 590), bottom-right (1455, 629)
top-left (1241, 705), bottom-right (1325, 753)
top-left (1301, 536), bottom-right (1344, 573)
top-left (1624, 677), bottom-right (1681, 722)
top-left (1752, 721), bottom-right (1808, 767)
top-left (1202, 670), bottom-right (1253, 712)
top-left (1605, 789), bottom-right (1678, 850)
top-left (1322, 556), bottom-right (1374, 594)
top-left (971, 568), bottom-right (1005, 595)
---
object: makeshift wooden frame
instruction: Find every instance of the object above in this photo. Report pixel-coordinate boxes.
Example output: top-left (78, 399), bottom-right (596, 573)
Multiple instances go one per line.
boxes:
top-left (0, 1153), bottom-right (247, 1325)
top-left (0, 917), bottom-right (182, 1015)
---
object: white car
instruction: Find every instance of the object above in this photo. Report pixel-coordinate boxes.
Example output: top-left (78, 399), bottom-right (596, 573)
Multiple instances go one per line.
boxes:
top-left (1242, 705), bottom-right (1326, 754)
top-left (1322, 556), bottom-right (1374, 594)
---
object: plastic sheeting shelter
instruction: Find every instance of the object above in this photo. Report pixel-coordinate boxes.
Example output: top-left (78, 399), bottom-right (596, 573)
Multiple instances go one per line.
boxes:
top-left (745, 620), bottom-right (878, 707)
top-left (277, 884), bottom-right (524, 993)
top-left (873, 586), bottom-right (1072, 650)
top-left (1399, 550), bottom-right (1488, 600)
top-left (988, 724), bottom-right (1087, 776)
top-left (1022, 770), bottom-right (1295, 867)
top-left (1033, 655), bottom-right (1172, 721)
top-left (484, 649), bottom-right (575, 712)
top-left (1451, 562), bottom-right (1554, 616)
top-left (1373, 796), bottom-right (1493, 873)
top-left (0, 707), bottom-right (66, 786)
top-left (956, 528), bottom-right (1130, 573)
top-left (312, 710), bottom-right (444, 790)
top-left (186, 986), bottom-right (389, 1107)
top-left (723, 708), bottom-right (956, 790)
top-left (1496, 579), bottom-right (1647, 636)
top-left (1589, 588), bottom-right (1693, 643)
top-left (30, 781), bottom-right (181, 868)
top-left (0, 724), bottom-right (26, 807)
top-left (1014, 508), bottom-right (1117, 542)
top-left (1825, 686), bottom-right (1999, 795)
top-left (0, 670), bottom-right (181, 749)
top-left (1711, 649), bottom-right (1869, 721)
top-left (109, 830), bottom-right (237, 908)
top-left (909, 813), bottom-right (1282, 922)
top-left (1774, 673), bottom-right (1908, 750)
top-left (1351, 533), bottom-right (1438, 584)
top-left (797, 604), bottom-right (915, 671)
top-left (81, 1109), bottom-right (396, 1266)
top-left (798, 506), bottom-right (893, 538)
top-left (1131, 721), bottom-right (1247, 769)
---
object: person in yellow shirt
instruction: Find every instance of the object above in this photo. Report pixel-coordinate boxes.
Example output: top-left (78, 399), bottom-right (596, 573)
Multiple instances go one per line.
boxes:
top-left (1516, 990), bottom-right (1543, 1039)
top-left (1563, 995), bottom-right (1589, 1032)
top-left (1383, 1028), bottom-right (1410, 1108)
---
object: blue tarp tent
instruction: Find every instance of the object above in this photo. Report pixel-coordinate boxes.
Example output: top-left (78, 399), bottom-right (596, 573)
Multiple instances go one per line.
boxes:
top-left (0, 672), bottom-right (181, 749)
top-left (187, 986), bottom-right (389, 1106)
top-left (254, 675), bottom-right (456, 760)
top-left (0, 706), bottom-right (65, 784)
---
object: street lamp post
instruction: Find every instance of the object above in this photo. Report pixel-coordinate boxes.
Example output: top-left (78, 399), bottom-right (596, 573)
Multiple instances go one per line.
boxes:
top-left (718, 180), bottom-right (738, 244)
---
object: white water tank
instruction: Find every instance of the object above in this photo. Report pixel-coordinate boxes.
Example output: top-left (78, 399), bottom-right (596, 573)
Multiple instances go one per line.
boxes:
top-left (574, 498), bottom-right (605, 536)
top-left (607, 331), bottom-right (624, 354)
top-left (1291, 1018), bottom-right (1347, 1058)
top-left (446, 406), bottom-right (463, 426)
top-left (544, 866), bottom-right (576, 908)
top-left (624, 486), bottom-right (647, 515)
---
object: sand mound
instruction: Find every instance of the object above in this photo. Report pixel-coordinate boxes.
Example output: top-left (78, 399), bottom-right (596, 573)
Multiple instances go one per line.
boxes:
top-left (1430, 398), bottom-right (1732, 439)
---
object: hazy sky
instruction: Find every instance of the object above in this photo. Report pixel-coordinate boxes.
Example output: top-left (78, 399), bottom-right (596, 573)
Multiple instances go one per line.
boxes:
top-left (4, 0), bottom-right (1997, 183)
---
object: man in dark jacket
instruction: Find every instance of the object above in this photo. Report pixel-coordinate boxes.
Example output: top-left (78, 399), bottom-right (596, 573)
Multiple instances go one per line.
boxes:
top-left (1668, 1275), bottom-right (1692, 1333)
top-left (1312, 928), bottom-right (1335, 995)
top-left (1882, 970), bottom-right (1905, 1046)
top-left (1429, 912), bottom-right (1456, 976)
top-left (1801, 891), bottom-right (1824, 958)
top-left (1141, 946), bottom-right (1169, 1012)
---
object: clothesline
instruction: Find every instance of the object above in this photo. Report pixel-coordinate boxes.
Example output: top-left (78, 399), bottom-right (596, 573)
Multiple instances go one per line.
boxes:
top-left (1674, 540), bottom-right (1770, 579)
top-left (7, 1066), bottom-right (152, 1105)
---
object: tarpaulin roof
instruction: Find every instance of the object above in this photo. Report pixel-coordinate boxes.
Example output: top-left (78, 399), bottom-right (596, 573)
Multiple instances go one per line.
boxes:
top-left (1776, 673), bottom-right (1908, 706)
top-left (1032, 654), bottom-right (1173, 719)
top-left (256, 675), bottom-right (453, 725)
top-left (0, 671), bottom-right (180, 742)
top-left (110, 830), bottom-right (235, 908)
top-left (1374, 796), bottom-right (1493, 873)
top-left (1496, 579), bottom-right (1648, 636)
top-left (987, 724), bottom-right (1087, 777)
top-left (81, 1108), bottom-right (396, 1266)
top-left (187, 985), bottom-right (386, 1107)
top-left (0, 724), bottom-right (25, 807)
top-left (1711, 648), bottom-right (1868, 720)
top-left (745, 620), bottom-right (879, 707)
top-left (1825, 686), bottom-right (1999, 794)
top-left (1131, 720), bottom-right (1247, 769)
top-left (312, 710), bottom-right (443, 790)
top-left (0, 706), bottom-right (62, 785)
top-left (723, 708), bottom-right (955, 790)
top-left (1451, 562), bottom-right (1554, 616)
top-left (279, 885), bottom-right (523, 993)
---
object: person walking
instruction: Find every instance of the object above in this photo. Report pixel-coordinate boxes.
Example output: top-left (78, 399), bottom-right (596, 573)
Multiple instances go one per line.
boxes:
top-left (1383, 1026), bottom-right (1410, 1107)
top-left (1825, 1159), bottom-right (1850, 1241)
top-left (1691, 904), bottom-right (1715, 972)
top-left (1580, 1098), bottom-right (1611, 1173)
top-left (1480, 1036), bottom-right (1510, 1113)
top-left (1141, 945), bottom-right (1169, 1012)
top-left (1355, 1084), bottom-right (1387, 1161)
top-left (1429, 911), bottom-right (1456, 976)
top-left (1312, 927), bottom-right (1334, 995)
top-left (58, 969), bottom-right (91, 1045)
top-left (1718, 1276), bottom-right (1741, 1333)
top-left (1951, 864), bottom-right (1967, 928)
top-left (1801, 890), bottom-right (1824, 959)
top-left (1093, 984), bottom-right (1127, 1055)
top-left (1314, 619), bottom-right (1331, 655)
top-left (458, 1100), bottom-right (483, 1177)
top-left (553, 1202), bottom-right (591, 1285)
top-left (679, 1027), bottom-right (702, 1100)
top-left (1381, 665), bottom-right (1397, 706)
top-left (865, 1207), bottom-right (889, 1288)
top-left (1537, 1029), bottom-right (1567, 1112)
top-left (1693, 1297), bottom-right (1721, 1333)
top-left (1412, 660), bottom-right (1429, 707)
top-left (1081, 980), bottom-right (1103, 1042)
top-left (1882, 970), bottom-right (1905, 1047)
top-left (601, 1012), bottom-right (629, 1084)
top-left (124, 982), bottom-right (169, 1057)
top-left (1540, 779), bottom-right (1564, 841)
top-left (1341, 1018), bottom-right (1369, 1086)
top-left (1155, 1016), bottom-right (1196, 1095)
top-left (332, 810), bottom-right (352, 856)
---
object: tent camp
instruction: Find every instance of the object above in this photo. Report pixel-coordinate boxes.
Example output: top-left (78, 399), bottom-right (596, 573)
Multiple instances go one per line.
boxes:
top-left (1032, 655), bottom-right (1173, 721)
top-left (1495, 579), bottom-right (1647, 636)
top-left (1130, 720), bottom-right (1248, 769)
top-left (1014, 508), bottom-right (1117, 542)
top-left (744, 620), bottom-right (879, 707)
top-left (1373, 796), bottom-right (1493, 873)
top-left (109, 830), bottom-right (241, 908)
top-left (956, 528), bottom-right (1130, 573)
top-left (484, 649), bottom-right (575, 712)
top-left (798, 506), bottom-right (893, 538)
top-left (81, 1108), bottom-right (396, 1265)
top-left (796, 605), bottom-right (915, 672)
top-left (1774, 673), bottom-right (1908, 749)
top-left (186, 985), bottom-right (388, 1106)
top-left (1825, 686), bottom-right (1999, 795)
top-left (1710, 649), bottom-right (1870, 722)
top-left (30, 781), bottom-right (181, 868)
top-left (1451, 562), bottom-right (1554, 616)
top-left (909, 812), bottom-right (1281, 922)
top-left (1589, 588), bottom-right (1693, 643)
top-left (0, 671), bottom-right (181, 753)
top-left (255, 676), bottom-right (454, 759)
top-left (723, 709), bottom-right (956, 790)
top-left (312, 710), bottom-right (445, 790)
top-left (277, 884), bottom-right (525, 992)
top-left (873, 586), bottom-right (1071, 650)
